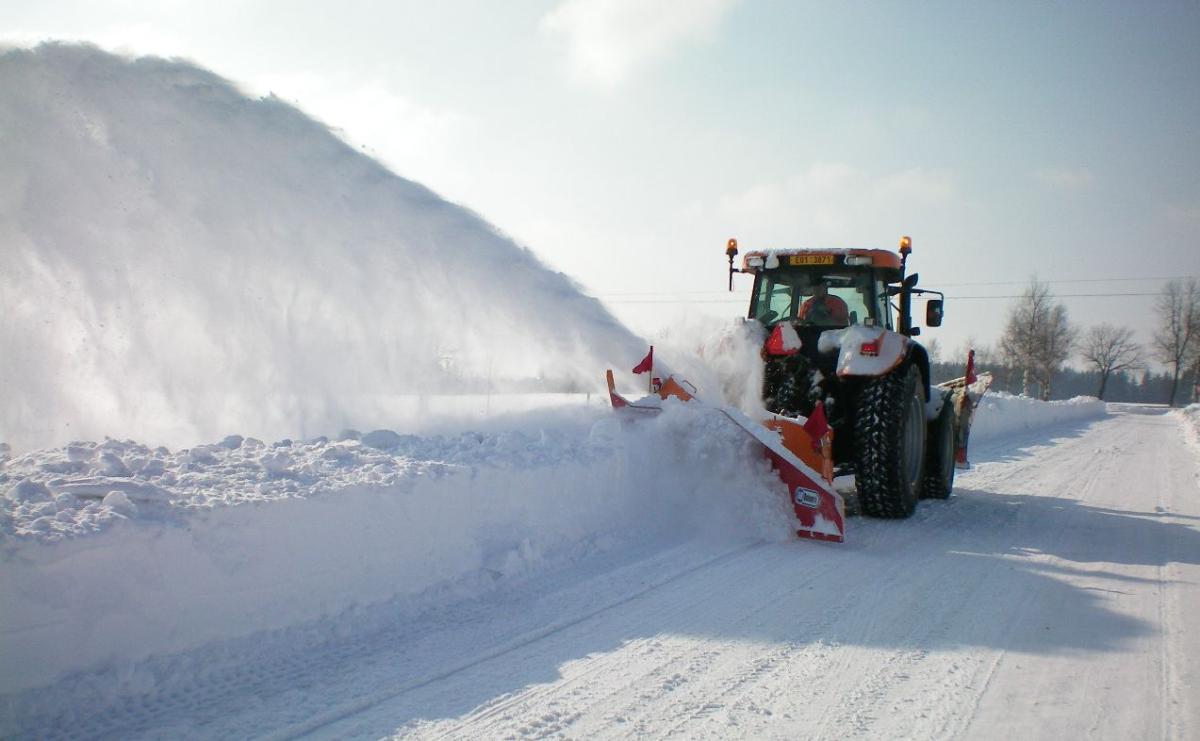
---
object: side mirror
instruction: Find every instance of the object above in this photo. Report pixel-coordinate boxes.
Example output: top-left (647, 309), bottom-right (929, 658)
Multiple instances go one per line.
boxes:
top-left (926, 299), bottom-right (944, 327)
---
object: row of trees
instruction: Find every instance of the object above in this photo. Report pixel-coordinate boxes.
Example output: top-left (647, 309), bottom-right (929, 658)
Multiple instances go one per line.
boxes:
top-left (932, 278), bottom-right (1199, 406)
top-left (930, 353), bottom-right (1190, 404)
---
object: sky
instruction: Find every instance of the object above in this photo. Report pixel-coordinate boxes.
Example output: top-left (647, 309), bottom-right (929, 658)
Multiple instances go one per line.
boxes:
top-left (3, 0), bottom-right (1198, 367)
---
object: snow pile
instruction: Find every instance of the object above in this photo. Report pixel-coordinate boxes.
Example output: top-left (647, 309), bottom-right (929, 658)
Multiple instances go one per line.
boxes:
top-left (0, 403), bottom-right (793, 698)
top-left (969, 391), bottom-right (1107, 442)
top-left (1176, 404), bottom-right (1200, 454)
top-left (0, 43), bottom-right (647, 452)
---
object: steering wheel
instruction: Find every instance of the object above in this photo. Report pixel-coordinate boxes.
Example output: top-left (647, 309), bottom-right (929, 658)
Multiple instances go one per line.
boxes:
top-left (758, 309), bottom-right (779, 323)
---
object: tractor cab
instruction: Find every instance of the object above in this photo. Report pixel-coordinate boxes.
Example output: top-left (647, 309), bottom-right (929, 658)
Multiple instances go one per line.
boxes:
top-left (724, 237), bottom-right (952, 490)
top-left (726, 238), bottom-right (944, 351)
top-left (744, 249), bottom-right (902, 333)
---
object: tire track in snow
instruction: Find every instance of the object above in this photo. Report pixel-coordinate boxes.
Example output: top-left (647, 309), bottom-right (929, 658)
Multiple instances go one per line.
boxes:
top-left (404, 546), bottom-right (825, 740)
top-left (413, 481), bottom-right (1013, 739)
top-left (573, 417), bottom-right (1123, 733)
top-left (267, 542), bottom-right (764, 740)
top-left (958, 410), bottom-right (1192, 739)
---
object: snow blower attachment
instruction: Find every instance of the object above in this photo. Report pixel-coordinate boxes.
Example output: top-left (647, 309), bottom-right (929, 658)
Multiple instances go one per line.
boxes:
top-left (605, 369), bottom-right (846, 542)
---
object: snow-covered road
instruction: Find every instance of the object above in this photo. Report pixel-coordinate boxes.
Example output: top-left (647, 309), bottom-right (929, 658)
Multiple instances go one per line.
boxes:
top-left (20, 406), bottom-right (1194, 740)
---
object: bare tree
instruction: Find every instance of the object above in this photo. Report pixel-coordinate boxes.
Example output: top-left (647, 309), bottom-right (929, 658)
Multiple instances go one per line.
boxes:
top-left (1000, 278), bottom-right (1076, 400)
top-left (924, 337), bottom-right (942, 365)
top-left (957, 337), bottom-right (992, 366)
top-left (1036, 304), bottom-right (1075, 400)
top-left (1152, 278), bottom-right (1200, 407)
top-left (1080, 324), bottom-right (1143, 400)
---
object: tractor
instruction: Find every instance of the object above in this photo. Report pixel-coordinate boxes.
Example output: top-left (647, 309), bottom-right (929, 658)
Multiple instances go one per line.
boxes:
top-left (725, 236), bottom-right (967, 518)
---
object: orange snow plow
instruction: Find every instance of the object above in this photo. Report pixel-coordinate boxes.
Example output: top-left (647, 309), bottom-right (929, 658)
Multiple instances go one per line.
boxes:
top-left (605, 369), bottom-right (846, 542)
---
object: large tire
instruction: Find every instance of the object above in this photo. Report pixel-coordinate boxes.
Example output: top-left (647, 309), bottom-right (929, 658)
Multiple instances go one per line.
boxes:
top-left (922, 397), bottom-right (956, 499)
top-left (853, 364), bottom-right (926, 518)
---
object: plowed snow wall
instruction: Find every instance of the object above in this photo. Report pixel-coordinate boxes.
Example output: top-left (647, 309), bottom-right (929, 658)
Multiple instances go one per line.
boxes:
top-left (970, 393), bottom-right (1107, 441)
top-left (0, 406), bottom-right (791, 697)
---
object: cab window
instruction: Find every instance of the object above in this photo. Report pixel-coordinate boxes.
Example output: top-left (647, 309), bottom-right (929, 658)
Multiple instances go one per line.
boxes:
top-left (751, 270), bottom-right (885, 328)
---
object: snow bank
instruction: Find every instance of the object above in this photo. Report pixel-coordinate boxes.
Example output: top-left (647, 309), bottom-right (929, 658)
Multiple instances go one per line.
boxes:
top-left (0, 382), bottom-right (1117, 702)
top-left (0, 44), bottom-right (648, 452)
top-left (0, 403), bottom-right (793, 697)
top-left (1175, 404), bottom-right (1200, 454)
top-left (969, 391), bottom-right (1108, 442)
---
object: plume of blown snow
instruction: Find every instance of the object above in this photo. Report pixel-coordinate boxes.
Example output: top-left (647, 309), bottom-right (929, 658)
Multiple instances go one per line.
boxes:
top-left (0, 43), bottom-right (649, 451)
top-left (647, 314), bottom-right (767, 413)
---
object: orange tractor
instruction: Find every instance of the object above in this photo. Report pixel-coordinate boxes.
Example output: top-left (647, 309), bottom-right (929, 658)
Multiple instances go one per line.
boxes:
top-left (606, 237), bottom-right (987, 543)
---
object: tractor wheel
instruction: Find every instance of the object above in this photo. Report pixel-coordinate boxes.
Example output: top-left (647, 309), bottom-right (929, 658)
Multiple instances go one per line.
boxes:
top-left (922, 398), bottom-right (956, 499)
top-left (853, 363), bottom-right (926, 518)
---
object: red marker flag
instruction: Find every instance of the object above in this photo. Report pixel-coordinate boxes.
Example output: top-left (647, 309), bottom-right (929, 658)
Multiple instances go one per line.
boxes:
top-left (802, 401), bottom-right (829, 452)
top-left (965, 349), bottom-right (977, 385)
top-left (632, 346), bottom-right (654, 374)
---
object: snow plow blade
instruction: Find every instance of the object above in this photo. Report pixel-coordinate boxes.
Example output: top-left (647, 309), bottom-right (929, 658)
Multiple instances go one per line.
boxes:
top-left (606, 370), bottom-right (845, 542)
top-left (935, 369), bottom-right (993, 469)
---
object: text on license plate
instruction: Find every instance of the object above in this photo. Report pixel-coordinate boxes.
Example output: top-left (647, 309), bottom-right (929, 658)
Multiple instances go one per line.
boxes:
top-left (788, 255), bottom-right (835, 265)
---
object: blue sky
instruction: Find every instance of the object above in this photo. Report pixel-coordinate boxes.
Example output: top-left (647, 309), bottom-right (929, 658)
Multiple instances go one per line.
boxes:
top-left (3, 0), bottom-right (1198, 364)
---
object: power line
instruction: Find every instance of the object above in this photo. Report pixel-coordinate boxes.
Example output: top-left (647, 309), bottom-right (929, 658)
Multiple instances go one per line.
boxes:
top-left (593, 275), bottom-right (1198, 298)
top-left (947, 292), bottom-right (1161, 300)
top-left (603, 292), bottom-right (1162, 305)
top-left (937, 275), bottom-right (1196, 288)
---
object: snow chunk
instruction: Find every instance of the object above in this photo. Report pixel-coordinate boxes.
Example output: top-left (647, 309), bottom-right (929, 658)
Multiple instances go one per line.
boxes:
top-left (98, 451), bottom-right (131, 477)
top-left (817, 328), bottom-right (845, 354)
top-left (186, 446), bottom-right (219, 465)
top-left (102, 490), bottom-right (138, 518)
top-left (66, 443), bottom-right (94, 463)
top-left (7, 479), bottom-right (50, 503)
top-left (259, 450), bottom-right (294, 476)
top-left (219, 435), bottom-right (244, 450)
top-left (50, 478), bottom-right (169, 502)
top-left (361, 429), bottom-right (403, 450)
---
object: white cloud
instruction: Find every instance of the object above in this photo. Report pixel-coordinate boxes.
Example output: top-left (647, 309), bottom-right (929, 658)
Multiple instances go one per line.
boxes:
top-left (1034, 167), bottom-right (1095, 190)
top-left (540, 0), bottom-right (738, 86)
top-left (715, 163), bottom-right (958, 245)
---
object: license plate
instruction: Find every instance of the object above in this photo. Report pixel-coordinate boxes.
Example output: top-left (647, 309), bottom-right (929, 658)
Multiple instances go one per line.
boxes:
top-left (788, 254), bottom-right (835, 266)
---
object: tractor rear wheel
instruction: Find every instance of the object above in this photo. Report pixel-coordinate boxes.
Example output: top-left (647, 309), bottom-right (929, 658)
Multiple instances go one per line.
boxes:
top-left (853, 364), bottom-right (926, 518)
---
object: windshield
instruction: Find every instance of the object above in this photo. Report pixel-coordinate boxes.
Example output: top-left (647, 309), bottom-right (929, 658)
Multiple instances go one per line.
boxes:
top-left (750, 270), bottom-right (890, 328)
